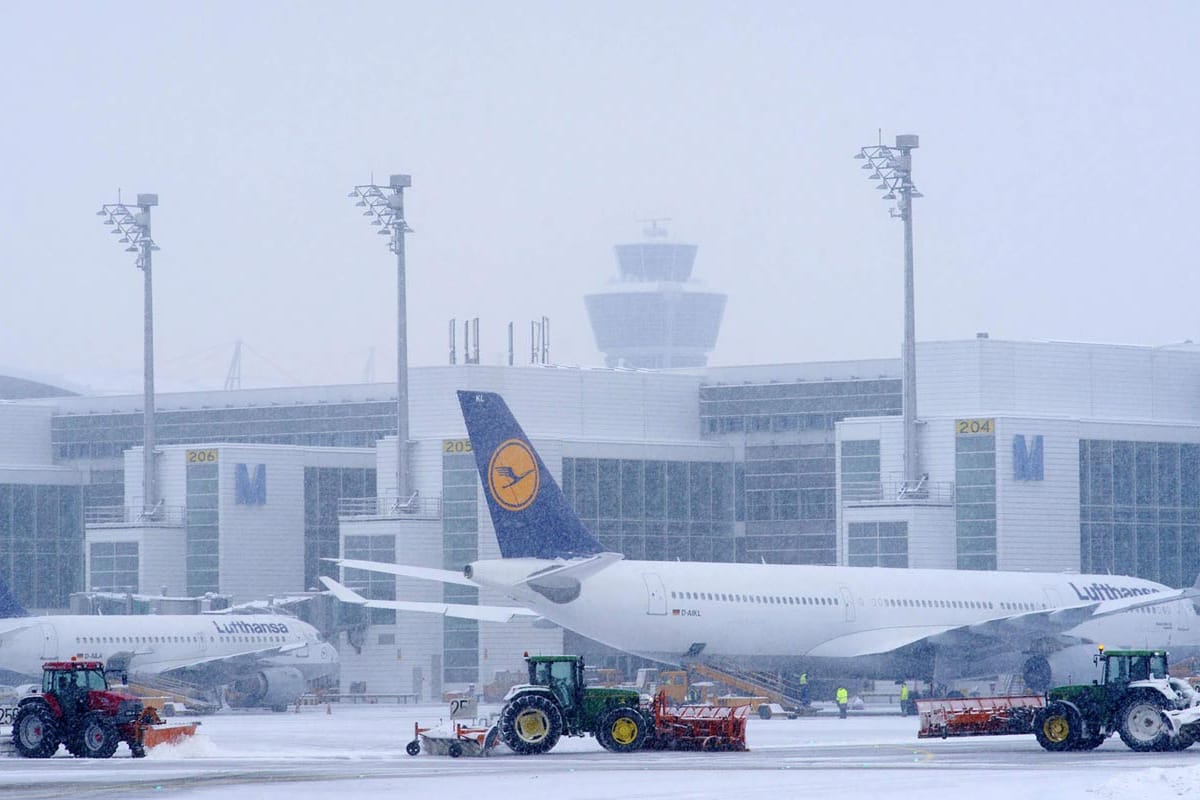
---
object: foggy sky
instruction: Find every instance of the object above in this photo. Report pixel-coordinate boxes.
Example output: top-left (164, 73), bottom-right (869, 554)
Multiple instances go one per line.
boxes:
top-left (3, 2), bottom-right (1198, 394)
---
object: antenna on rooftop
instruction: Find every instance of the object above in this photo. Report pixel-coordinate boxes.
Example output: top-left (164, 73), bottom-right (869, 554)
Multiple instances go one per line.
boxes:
top-left (224, 340), bottom-right (242, 390)
top-left (637, 217), bottom-right (671, 239)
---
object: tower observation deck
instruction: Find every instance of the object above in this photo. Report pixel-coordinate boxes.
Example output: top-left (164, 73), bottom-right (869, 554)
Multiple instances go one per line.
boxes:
top-left (585, 224), bottom-right (727, 369)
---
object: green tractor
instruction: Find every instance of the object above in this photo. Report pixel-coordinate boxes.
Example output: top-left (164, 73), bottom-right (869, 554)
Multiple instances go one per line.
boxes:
top-left (497, 654), bottom-right (649, 755)
top-left (1033, 647), bottom-right (1200, 752)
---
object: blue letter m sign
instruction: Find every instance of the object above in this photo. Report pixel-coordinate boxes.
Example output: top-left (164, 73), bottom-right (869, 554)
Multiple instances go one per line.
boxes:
top-left (1013, 435), bottom-right (1044, 481)
top-left (235, 463), bottom-right (267, 505)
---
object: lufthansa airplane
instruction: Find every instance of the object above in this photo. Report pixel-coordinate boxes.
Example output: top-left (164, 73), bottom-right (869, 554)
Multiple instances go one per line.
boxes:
top-left (325, 390), bottom-right (1200, 691)
top-left (0, 581), bottom-right (337, 709)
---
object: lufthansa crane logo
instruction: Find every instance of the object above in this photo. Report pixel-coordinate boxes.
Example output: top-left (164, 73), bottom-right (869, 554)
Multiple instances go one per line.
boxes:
top-left (488, 438), bottom-right (539, 511)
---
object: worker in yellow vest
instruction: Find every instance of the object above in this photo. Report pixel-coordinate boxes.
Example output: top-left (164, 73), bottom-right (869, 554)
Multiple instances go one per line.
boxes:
top-left (799, 672), bottom-right (810, 707)
top-left (899, 682), bottom-right (910, 716)
top-left (836, 686), bottom-right (849, 719)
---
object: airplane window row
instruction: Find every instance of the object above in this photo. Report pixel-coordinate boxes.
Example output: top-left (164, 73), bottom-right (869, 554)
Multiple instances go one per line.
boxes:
top-left (74, 635), bottom-right (287, 645)
top-left (670, 591), bottom-right (839, 606)
top-left (871, 597), bottom-right (1007, 610)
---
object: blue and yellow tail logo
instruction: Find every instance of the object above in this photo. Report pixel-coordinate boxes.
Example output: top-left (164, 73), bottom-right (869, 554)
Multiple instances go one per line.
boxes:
top-left (487, 438), bottom-right (540, 511)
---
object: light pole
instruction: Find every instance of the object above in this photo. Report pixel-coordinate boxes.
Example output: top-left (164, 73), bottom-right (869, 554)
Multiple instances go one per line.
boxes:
top-left (97, 194), bottom-right (161, 518)
top-left (349, 175), bottom-right (414, 506)
top-left (855, 135), bottom-right (924, 488)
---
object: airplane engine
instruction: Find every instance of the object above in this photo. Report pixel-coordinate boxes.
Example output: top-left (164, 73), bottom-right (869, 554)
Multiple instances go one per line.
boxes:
top-left (1024, 645), bottom-right (1104, 693)
top-left (228, 667), bottom-right (306, 711)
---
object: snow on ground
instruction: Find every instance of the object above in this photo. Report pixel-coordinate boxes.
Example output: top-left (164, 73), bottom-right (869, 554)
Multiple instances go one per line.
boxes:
top-left (3, 703), bottom-right (1199, 799)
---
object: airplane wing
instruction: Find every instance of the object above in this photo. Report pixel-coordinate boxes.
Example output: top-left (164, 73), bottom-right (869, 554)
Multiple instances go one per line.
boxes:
top-left (331, 553), bottom-right (623, 589)
top-left (330, 558), bottom-right (479, 587)
top-left (808, 584), bottom-right (1200, 659)
top-left (319, 577), bottom-right (539, 624)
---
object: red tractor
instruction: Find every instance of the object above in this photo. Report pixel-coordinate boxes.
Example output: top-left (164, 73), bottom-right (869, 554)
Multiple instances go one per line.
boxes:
top-left (11, 661), bottom-right (156, 758)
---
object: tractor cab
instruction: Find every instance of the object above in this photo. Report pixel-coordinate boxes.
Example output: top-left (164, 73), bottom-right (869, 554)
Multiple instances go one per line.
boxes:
top-left (527, 655), bottom-right (584, 713)
top-left (40, 661), bottom-right (138, 720)
top-left (1099, 650), bottom-right (1169, 686)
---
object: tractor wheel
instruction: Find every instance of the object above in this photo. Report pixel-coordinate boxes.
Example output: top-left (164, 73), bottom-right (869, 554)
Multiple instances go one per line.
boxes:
top-left (596, 706), bottom-right (648, 753)
top-left (1118, 694), bottom-right (1172, 752)
top-left (1033, 702), bottom-right (1082, 752)
top-left (406, 740), bottom-right (421, 756)
top-left (499, 694), bottom-right (563, 755)
top-left (75, 714), bottom-right (121, 759)
top-left (12, 704), bottom-right (61, 758)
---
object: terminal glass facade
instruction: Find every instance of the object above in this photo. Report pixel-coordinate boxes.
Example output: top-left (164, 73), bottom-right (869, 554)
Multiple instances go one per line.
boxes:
top-left (699, 378), bottom-right (901, 434)
top-left (52, 400), bottom-right (398, 460)
top-left (847, 521), bottom-right (908, 567)
top-left (742, 445), bottom-right (835, 565)
top-left (186, 461), bottom-right (220, 595)
top-left (562, 458), bottom-right (735, 563)
top-left (955, 430), bottom-right (997, 570)
top-left (840, 440), bottom-right (881, 501)
top-left (700, 377), bottom-right (900, 565)
top-left (0, 484), bottom-right (84, 609)
top-left (342, 534), bottom-right (395, 625)
top-left (1079, 440), bottom-right (1200, 588)
top-left (442, 446), bottom-right (479, 685)
top-left (89, 541), bottom-right (139, 592)
top-left (304, 467), bottom-right (376, 590)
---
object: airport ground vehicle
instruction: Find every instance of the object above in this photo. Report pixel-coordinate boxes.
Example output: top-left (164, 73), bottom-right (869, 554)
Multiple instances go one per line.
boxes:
top-left (10, 661), bottom-right (196, 758)
top-left (642, 690), bottom-right (749, 751)
top-left (1032, 648), bottom-right (1200, 752)
top-left (407, 720), bottom-right (500, 757)
top-left (498, 654), bottom-right (649, 754)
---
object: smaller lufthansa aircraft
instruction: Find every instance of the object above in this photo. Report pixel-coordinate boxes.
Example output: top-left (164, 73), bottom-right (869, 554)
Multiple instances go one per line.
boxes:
top-left (0, 579), bottom-right (337, 710)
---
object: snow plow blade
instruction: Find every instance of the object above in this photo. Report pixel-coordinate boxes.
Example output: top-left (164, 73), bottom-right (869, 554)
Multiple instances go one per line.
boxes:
top-left (140, 722), bottom-right (200, 749)
top-left (917, 695), bottom-right (1044, 739)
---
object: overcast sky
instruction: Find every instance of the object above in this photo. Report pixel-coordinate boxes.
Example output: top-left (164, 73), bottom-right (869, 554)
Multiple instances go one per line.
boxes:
top-left (3, 2), bottom-right (1198, 393)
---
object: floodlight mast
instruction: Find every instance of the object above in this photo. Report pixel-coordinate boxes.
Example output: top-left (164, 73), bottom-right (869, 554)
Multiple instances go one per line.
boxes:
top-left (348, 175), bottom-right (414, 506)
top-left (855, 135), bottom-right (923, 488)
top-left (97, 193), bottom-right (162, 519)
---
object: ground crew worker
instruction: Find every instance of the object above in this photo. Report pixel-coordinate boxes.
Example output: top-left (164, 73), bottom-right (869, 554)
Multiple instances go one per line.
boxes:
top-left (899, 682), bottom-right (910, 716)
top-left (799, 672), bottom-right (810, 707)
top-left (836, 686), bottom-right (849, 719)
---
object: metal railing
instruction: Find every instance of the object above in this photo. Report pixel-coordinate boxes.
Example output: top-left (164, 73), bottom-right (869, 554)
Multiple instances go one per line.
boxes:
top-left (85, 505), bottom-right (187, 526)
top-left (842, 480), bottom-right (955, 505)
top-left (338, 494), bottom-right (442, 519)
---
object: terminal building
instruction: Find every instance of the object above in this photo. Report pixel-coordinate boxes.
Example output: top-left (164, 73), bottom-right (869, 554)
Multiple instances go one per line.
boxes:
top-left (5, 336), bottom-right (1200, 697)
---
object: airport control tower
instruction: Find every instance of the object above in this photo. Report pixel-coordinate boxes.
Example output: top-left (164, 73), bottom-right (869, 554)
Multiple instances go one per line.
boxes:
top-left (585, 221), bottom-right (727, 369)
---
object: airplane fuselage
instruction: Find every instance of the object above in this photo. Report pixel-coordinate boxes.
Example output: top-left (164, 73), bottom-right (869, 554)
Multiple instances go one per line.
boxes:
top-left (470, 558), bottom-right (1200, 682)
top-left (0, 613), bottom-right (336, 682)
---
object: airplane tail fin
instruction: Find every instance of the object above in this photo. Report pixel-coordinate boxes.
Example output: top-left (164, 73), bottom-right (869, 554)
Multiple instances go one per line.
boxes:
top-left (0, 575), bottom-right (29, 618)
top-left (457, 390), bottom-right (603, 559)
